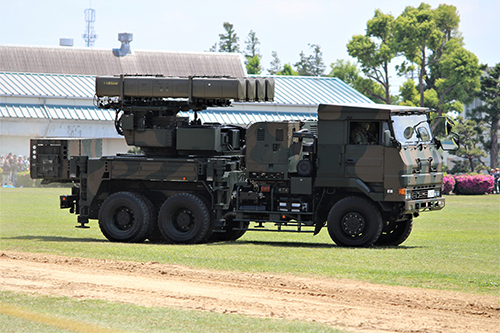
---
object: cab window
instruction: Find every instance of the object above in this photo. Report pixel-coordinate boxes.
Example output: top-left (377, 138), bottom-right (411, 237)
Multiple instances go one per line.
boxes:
top-left (349, 122), bottom-right (380, 145)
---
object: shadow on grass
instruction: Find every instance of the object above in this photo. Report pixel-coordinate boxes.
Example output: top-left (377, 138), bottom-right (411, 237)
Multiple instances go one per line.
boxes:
top-left (212, 239), bottom-right (425, 250)
top-left (3, 235), bottom-right (108, 243)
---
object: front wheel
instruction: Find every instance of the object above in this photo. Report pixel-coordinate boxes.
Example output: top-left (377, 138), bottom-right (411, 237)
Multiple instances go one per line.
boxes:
top-left (158, 193), bottom-right (212, 244)
top-left (327, 196), bottom-right (382, 247)
top-left (375, 218), bottom-right (413, 246)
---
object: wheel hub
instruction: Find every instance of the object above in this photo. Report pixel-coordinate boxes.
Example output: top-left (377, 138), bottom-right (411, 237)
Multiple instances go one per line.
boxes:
top-left (175, 210), bottom-right (194, 230)
top-left (115, 208), bottom-right (133, 229)
top-left (342, 213), bottom-right (365, 235)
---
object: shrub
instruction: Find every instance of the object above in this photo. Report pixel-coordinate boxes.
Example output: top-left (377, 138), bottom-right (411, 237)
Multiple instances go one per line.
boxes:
top-left (442, 174), bottom-right (456, 194)
top-left (454, 174), bottom-right (494, 195)
top-left (17, 172), bottom-right (35, 187)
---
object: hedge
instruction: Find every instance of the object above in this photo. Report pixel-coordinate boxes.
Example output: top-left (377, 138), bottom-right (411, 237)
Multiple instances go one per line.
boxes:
top-left (443, 174), bottom-right (495, 195)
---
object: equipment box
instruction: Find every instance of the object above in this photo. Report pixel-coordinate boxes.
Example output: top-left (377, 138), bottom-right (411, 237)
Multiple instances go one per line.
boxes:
top-left (30, 138), bottom-right (102, 181)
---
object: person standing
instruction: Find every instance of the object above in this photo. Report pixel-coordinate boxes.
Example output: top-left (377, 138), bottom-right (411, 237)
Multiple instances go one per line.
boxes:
top-left (494, 168), bottom-right (500, 194)
top-left (10, 154), bottom-right (19, 187)
top-left (2, 154), bottom-right (11, 186)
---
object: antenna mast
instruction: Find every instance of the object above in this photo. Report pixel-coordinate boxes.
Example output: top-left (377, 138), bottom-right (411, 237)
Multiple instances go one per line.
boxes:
top-left (83, 7), bottom-right (97, 47)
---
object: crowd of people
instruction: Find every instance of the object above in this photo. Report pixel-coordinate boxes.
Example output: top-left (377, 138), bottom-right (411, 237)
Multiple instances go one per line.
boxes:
top-left (1, 153), bottom-right (30, 187)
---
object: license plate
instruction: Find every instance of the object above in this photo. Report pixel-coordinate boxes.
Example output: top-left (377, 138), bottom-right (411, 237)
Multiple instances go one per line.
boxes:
top-left (427, 189), bottom-right (435, 198)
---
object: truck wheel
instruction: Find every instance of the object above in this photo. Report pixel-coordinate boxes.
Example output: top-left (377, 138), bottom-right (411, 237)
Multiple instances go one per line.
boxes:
top-left (327, 196), bottom-right (382, 247)
top-left (375, 218), bottom-right (413, 246)
top-left (210, 212), bottom-right (248, 242)
top-left (98, 192), bottom-right (154, 243)
top-left (157, 193), bottom-right (211, 244)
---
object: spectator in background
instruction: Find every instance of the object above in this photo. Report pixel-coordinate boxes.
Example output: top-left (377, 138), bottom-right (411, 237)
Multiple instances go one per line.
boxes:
top-left (494, 168), bottom-right (500, 194)
top-left (2, 154), bottom-right (11, 186)
top-left (23, 156), bottom-right (30, 171)
top-left (11, 154), bottom-right (19, 187)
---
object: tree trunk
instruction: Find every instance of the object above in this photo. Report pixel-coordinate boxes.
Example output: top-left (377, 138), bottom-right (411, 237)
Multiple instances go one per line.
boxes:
top-left (469, 156), bottom-right (475, 173)
top-left (419, 47), bottom-right (426, 107)
top-left (491, 118), bottom-right (499, 169)
top-left (384, 62), bottom-right (390, 104)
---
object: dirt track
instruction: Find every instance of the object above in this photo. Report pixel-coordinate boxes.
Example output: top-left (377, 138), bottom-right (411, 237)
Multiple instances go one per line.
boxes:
top-left (1, 251), bottom-right (499, 333)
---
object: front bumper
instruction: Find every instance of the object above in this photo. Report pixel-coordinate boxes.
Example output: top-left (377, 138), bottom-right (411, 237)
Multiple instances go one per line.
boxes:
top-left (403, 197), bottom-right (445, 214)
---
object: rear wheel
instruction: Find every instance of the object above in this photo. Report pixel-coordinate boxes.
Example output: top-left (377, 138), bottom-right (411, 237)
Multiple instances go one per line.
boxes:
top-left (327, 196), bottom-right (382, 247)
top-left (158, 193), bottom-right (212, 244)
top-left (98, 192), bottom-right (154, 243)
top-left (375, 218), bottom-right (413, 246)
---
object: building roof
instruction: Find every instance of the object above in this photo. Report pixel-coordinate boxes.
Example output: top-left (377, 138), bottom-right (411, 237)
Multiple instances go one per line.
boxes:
top-left (271, 76), bottom-right (373, 105)
top-left (0, 45), bottom-right (246, 77)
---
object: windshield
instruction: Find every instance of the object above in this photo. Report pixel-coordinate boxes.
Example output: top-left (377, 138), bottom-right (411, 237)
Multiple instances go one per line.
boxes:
top-left (392, 114), bottom-right (433, 145)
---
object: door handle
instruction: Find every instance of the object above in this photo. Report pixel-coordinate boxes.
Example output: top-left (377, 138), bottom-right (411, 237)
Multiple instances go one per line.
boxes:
top-left (346, 158), bottom-right (356, 166)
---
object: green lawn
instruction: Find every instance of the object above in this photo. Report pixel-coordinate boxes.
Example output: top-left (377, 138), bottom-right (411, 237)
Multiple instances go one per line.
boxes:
top-left (0, 291), bottom-right (339, 333)
top-left (1, 187), bottom-right (499, 295)
top-left (1, 188), bottom-right (498, 332)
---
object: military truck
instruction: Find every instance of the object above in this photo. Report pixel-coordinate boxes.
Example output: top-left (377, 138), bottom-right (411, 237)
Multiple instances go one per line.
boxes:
top-left (31, 75), bottom-right (458, 247)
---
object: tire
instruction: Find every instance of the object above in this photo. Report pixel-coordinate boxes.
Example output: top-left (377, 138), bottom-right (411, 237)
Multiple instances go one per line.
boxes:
top-left (327, 196), bottom-right (382, 247)
top-left (157, 193), bottom-right (212, 244)
top-left (98, 192), bottom-right (154, 243)
top-left (375, 218), bottom-right (413, 246)
top-left (209, 212), bottom-right (248, 242)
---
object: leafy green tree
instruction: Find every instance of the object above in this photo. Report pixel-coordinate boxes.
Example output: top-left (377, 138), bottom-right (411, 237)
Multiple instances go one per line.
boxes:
top-left (399, 79), bottom-right (420, 106)
top-left (211, 22), bottom-right (240, 53)
top-left (471, 63), bottom-right (500, 169)
top-left (246, 55), bottom-right (262, 75)
top-left (347, 9), bottom-right (396, 104)
top-left (294, 44), bottom-right (325, 76)
top-left (433, 39), bottom-right (480, 117)
top-left (329, 59), bottom-right (386, 104)
top-left (277, 63), bottom-right (298, 76)
top-left (244, 30), bottom-right (262, 75)
top-left (244, 30), bottom-right (260, 59)
top-left (393, 3), bottom-right (443, 107)
top-left (449, 117), bottom-right (488, 173)
top-left (294, 51), bottom-right (311, 76)
top-left (268, 51), bottom-right (282, 75)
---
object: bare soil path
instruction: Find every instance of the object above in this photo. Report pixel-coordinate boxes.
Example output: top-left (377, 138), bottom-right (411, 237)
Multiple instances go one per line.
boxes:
top-left (1, 251), bottom-right (499, 333)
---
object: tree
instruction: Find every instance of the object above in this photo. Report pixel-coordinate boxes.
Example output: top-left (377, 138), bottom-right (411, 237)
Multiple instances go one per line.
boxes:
top-left (212, 22), bottom-right (240, 53)
top-left (294, 44), bottom-right (325, 76)
top-left (471, 63), bottom-right (500, 169)
top-left (244, 30), bottom-right (260, 59)
top-left (244, 30), bottom-right (262, 75)
top-left (432, 38), bottom-right (480, 117)
top-left (268, 51), bottom-right (282, 75)
top-left (449, 117), bottom-right (488, 173)
top-left (277, 63), bottom-right (298, 76)
top-left (329, 59), bottom-right (386, 104)
top-left (246, 55), bottom-right (262, 75)
top-left (347, 9), bottom-right (396, 104)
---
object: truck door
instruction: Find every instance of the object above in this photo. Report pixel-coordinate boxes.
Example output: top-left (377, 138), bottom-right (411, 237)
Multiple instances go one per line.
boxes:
top-left (344, 121), bottom-right (384, 183)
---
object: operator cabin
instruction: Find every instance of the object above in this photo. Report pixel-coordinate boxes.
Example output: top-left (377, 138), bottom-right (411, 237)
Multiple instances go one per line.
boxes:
top-left (0, 33), bottom-right (373, 157)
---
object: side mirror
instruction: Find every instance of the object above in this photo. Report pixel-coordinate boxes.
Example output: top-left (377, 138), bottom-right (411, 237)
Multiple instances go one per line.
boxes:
top-left (440, 135), bottom-right (460, 151)
top-left (383, 130), bottom-right (392, 147)
top-left (384, 130), bottom-right (401, 149)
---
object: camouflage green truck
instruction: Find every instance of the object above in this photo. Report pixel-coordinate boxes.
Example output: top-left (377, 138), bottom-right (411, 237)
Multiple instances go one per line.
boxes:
top-left (30, 75), bottom-right (458, 247)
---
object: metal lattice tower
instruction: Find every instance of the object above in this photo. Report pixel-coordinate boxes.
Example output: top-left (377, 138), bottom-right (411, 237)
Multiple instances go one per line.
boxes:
top-left (82, 8), bottom-right (97, 47)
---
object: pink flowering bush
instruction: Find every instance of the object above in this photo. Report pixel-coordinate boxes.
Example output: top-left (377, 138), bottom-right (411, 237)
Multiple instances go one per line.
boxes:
top-left (454, 174), bottom-right (494, 195)
top-left (442, 174), bottom-right (456, 194)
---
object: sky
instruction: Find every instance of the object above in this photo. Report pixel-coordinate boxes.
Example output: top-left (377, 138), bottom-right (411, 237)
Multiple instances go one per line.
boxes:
top-left (1, 0), bottom-right (498, 90)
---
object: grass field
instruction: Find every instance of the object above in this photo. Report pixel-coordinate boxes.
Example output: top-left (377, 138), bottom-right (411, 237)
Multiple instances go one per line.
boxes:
top-left (0, 188), bottom-right (499, 332)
